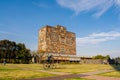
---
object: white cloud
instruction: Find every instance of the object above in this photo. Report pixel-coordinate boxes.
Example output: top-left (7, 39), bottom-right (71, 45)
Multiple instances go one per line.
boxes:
top-left (115, 0), bottom-right (120, 6)
top-left (56, 0), bottom-right (120, 17)
top-left (32, 2), bottom-right (51, 8)
top-left (0, 31), bottom-right (19, 36)
top-left (76, 31), bottom-right (120, 46)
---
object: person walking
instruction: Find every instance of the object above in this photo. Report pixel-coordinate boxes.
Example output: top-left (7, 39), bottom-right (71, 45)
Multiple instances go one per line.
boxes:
top-left (3, 59), bottom-right (6, 66)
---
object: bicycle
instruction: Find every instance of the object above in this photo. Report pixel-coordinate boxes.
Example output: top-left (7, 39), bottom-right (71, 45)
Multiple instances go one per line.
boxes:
top-left (43, 59), bottom-right (57, 70)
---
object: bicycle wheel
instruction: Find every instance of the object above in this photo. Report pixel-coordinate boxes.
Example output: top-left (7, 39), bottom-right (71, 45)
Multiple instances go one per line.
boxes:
top-left (50, 59), bottom-right (56, 69)
top-left (50, 63), bottom-right (55, 69)
top-left (43, 61), bottom-right (50, 70)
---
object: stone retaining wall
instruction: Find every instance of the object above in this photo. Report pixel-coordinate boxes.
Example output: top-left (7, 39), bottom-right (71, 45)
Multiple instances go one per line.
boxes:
top-left (81, 59), bottom-right (108, 64)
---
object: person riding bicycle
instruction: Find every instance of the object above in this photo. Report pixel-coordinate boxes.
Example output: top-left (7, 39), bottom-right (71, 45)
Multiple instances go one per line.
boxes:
top-left (47, 54), bottom-right (53, 64)
top-left (43, 54), bottom-right (58, 69)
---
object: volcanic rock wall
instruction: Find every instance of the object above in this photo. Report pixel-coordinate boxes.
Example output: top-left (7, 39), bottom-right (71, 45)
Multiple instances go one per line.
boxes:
top-left (38, 25), bottom-right (76, 55)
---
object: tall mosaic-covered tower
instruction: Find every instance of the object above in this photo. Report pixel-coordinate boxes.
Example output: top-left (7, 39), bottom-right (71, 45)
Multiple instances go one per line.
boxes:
top-left (38, 25), bottom-right (76, 55)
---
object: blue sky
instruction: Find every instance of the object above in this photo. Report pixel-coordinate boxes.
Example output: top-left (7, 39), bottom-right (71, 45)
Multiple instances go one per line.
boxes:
top-left (0, 0), bottom-right (120, 58)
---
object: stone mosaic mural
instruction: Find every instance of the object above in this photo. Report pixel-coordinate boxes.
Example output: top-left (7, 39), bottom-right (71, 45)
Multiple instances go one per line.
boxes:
top-left (38, 25), bottom-right (76, 55)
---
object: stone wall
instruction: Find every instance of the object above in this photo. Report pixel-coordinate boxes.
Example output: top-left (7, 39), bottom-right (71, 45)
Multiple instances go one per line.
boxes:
top-left (81, 59), bottom-right (108, 64)
top-left (38, 25), bottom-right (76, 55)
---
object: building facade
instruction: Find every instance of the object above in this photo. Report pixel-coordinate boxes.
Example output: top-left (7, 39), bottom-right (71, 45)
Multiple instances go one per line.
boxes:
top-left (38, 25), bottom-right (76, 55)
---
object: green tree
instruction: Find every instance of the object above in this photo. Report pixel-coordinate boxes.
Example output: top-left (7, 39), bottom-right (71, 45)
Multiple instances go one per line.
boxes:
top-left (93, 55), bottom-right (106, 59)
top-left (17, 43), bottom-right (31, 64)
top-left (0, 40), bottom-right (18, 63)
top-left (0, 40), bottom-right (31, 63)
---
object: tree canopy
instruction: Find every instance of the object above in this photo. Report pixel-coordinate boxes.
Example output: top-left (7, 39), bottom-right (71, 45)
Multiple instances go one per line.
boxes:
top-left (0, 39), bottom-right (31, 63)
top-left (92, 55), bottom-right (110, 59)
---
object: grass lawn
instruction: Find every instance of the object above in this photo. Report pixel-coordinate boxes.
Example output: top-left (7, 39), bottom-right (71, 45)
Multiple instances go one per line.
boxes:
top-left (64, 78), bottom-right (95, 80)
top-left (51, 64), bottom-right (116, 74)
top-left (0, 63), bottom-right (119, 80)
top-left (98, 70), bottom-right (120, 78)
top-left (0, 64), bottom-right (56, 80)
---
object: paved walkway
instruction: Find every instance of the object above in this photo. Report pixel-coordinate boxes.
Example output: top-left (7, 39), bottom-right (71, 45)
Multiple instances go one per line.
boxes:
top-left (23, 69), bottom-right (120, 80)
top-left (39, 70), bottom-right (72, 75)
top-left (82, 75), bottom-right (120, 80)
top-left (23, 74), bottom-right (86, 80)
top-left (9, 65), bottom-right (120, 80)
